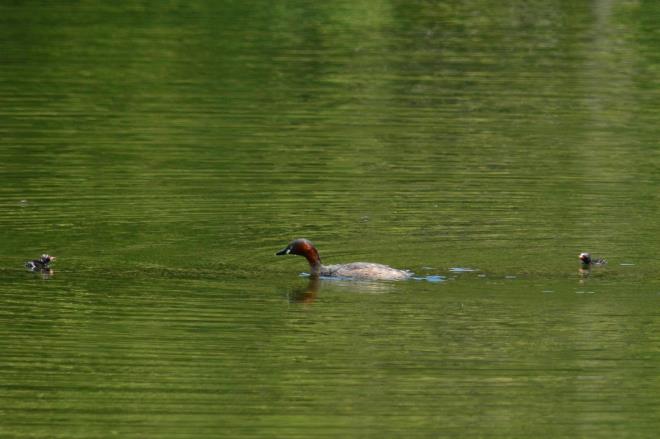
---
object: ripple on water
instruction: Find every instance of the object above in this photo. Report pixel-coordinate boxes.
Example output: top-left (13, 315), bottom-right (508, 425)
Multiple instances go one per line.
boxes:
top-left (449, 267), bottom-right (478, 273)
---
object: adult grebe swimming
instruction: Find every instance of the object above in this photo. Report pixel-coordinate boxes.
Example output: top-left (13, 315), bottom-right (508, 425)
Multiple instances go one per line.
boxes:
top-left (276, 238), bottom-right (412, 280)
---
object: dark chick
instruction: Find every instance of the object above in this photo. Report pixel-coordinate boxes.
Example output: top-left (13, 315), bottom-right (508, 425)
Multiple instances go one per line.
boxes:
top-left (25, 254), bottom-right (56, 271)
top-left (579, 252), bottom-right (606, 266)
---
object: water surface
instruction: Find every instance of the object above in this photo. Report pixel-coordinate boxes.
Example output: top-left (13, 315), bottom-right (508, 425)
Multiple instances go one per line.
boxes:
top-left (1, 1), bottom-right (659, 438)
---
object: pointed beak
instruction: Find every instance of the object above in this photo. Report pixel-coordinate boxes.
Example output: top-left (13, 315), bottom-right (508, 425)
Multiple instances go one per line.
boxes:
top-left (50, 256), bottom-right (56, 261)
top-left (276, 247), bottom-right (290, 256)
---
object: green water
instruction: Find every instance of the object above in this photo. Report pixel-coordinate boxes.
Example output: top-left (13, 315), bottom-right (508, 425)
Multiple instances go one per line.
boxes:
top-left (1, 1), bottom-right (659, 438)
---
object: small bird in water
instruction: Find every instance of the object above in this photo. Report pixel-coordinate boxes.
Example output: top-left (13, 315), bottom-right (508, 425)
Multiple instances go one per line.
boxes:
top-left (579, 252), bottom-right (606, 267)
top-left (25, 254), bottom-right (56, 271)
top-left (276, 238), bottom-right (412, 280)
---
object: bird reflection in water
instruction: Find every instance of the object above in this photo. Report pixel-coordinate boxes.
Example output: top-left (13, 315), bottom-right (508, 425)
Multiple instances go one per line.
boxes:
top-left (288, 277), bottom-right (320, 304)
top-left (578, 266), bottom-right (591, 282)
top-left (26, 267), bottom-right (55, 280)
top-left (39, 268), bottom-right (55, 279)
top-left (287, 276), bottom-right (396, 304)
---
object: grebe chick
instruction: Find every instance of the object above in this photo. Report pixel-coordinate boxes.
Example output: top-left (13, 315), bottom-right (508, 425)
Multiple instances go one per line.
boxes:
top-left (276, 238), bottom-right (412, 280)
top-left (579, 252), bottom-right (606, 266)
top-left (25, 254), bottom-right (56, 271)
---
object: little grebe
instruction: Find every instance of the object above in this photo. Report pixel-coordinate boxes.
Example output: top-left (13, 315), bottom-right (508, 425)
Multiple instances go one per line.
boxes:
top-left (25, 254), bottom-right (56, 271)
top-left (579, 252), bottom-right (606, 267)
top-left (276, 238), bottom-right (412, 280)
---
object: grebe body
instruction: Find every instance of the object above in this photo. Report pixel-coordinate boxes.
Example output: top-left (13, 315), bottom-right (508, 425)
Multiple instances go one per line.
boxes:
top-left (277, 239), bottom-right (411, 280)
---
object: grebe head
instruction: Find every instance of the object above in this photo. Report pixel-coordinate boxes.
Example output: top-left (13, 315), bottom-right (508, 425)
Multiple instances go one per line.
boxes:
top-left (276, 238), bottom-right (321, 265)
top-left (579, 252), bottom-right (591, 264)
top-left (40, 254), bottom-right (56, 264)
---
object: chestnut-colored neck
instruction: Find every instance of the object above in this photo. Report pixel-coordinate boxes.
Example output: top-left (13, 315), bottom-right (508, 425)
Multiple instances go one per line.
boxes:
top-left (302, 246), bottom-right (322, 276)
